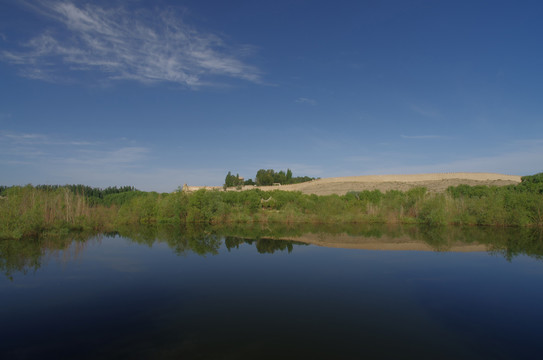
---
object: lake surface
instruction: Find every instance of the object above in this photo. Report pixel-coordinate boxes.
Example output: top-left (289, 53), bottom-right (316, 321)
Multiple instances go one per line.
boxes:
top-left (1, 225), bottom-right (543, 359)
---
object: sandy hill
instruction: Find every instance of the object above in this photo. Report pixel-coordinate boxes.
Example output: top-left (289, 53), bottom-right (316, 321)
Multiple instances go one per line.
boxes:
top-left (241, 172), bottom-right (521, 196)
top-left (275, 233), bottom-right (489, 252)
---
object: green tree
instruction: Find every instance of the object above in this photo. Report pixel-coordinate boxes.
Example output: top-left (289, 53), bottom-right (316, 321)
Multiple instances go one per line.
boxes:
top-left (275, 170), bottom-right (287, 184)
top-left (256, 169), bottom-right (275, 186)
top-left (286, 169), bottom-right (293, 183)
top-left (224, 171), bottom-right (243, 188)
top-left (224, 171), bottom-right (234, 188)
top-left (244, 178), bottom-right (255, 186)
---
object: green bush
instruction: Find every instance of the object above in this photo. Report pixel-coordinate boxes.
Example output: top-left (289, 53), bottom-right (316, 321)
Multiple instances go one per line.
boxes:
top-left (418, 195), bottom-right (446, 226)
top-left (3, 175), bottom-right (543, 239)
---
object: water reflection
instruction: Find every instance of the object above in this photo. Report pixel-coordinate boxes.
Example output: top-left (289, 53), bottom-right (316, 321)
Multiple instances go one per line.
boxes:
top-left (2, 224), bottom-right (543, 359)
top-left (1, 224), bottom-right (542, 279)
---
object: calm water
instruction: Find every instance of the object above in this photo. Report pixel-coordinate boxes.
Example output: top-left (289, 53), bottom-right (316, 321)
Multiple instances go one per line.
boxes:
top-left (1, 225), bottom-right (543, 359)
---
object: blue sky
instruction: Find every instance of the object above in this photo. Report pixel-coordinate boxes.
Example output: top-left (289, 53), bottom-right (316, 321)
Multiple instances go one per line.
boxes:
top-left (1, 0), bottom-right (542, 191)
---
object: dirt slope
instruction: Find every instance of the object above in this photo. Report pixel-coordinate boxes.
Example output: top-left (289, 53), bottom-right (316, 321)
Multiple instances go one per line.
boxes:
top-left (243, 173), bottom-right (521, 195)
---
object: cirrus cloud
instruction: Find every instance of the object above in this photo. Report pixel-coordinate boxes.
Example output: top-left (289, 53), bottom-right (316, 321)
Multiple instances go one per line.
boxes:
top-left (295, 97), bottom-right (317, 105)
top-left (1, 1), bottom-right (261, 87)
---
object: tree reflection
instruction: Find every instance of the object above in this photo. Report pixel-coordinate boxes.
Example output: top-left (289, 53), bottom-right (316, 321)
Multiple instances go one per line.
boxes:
top-left (2, 224), bottom-right (543, 279)
top-left (0, 232), bottom-right (93, 280)
top-left (224, 236), bottom-right (300, 254)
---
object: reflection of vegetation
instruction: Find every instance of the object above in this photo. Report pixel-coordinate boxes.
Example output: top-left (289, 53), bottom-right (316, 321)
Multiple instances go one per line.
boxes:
top-left (224, 236), bottom-right (305, 254)
top-left (484, 227), bottom-right (543, 262)
top-left (415, 226), bottom-right (450, 251)
top-left (254, 238), bottom-right (295, 254)
top-left (0, 232), bottom-right (93, 280)
top-left (2, 224), bottom-right (543, 279)
top-left (113, 224), bottom-right (222, 256)
top-left (0, 238), bottom-right (42, 280)
top-left (402, 226), bottom-right (543, 260)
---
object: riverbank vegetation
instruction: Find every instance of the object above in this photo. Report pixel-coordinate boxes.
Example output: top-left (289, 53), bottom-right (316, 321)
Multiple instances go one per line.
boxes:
top-left (1, 173), bottom-right (542, 239)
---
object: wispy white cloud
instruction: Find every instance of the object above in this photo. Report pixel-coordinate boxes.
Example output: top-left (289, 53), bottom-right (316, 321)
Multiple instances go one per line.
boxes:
top-left (63, 147), bottom-right (149, 167)
top-left (54, 166), bottom-right (226, 192)
top-left (0, 130), bottom-right (166, 188)
top-left (409, 103), bottom-right (442, 119)
top-left (0, 130), bottom-right (232, 191)
top-left (1, 1), bottom-right (261, 86)
top-left (400, 134), bottom-right (445, 139)
top-left (295, 97), bottom-right (317, 105)
top-left (0, 131), bottom-right (98, 146)
top-left (351, 144), bottom-right (543, 176)
top-left (3, 132), bottom-right (48, 142)
top-left (0, 130), bottom-right (145, 167)
top-left (336, 137), bottom-right (543, 178)
top-left (343, 155), bottom-right (375, 163)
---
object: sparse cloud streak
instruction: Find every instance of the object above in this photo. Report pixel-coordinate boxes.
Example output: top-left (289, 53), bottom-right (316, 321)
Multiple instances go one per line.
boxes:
top-left (0, 130), bottom-right (147, 168)
top-left (1, 131), bottom-right (97, 146)
top-left (343, 140), bottom-right (543, 177)
top-left (0, 130), bottom-right (220, 191)
top-left (1, 1), bottom-right (261, 86)
top-left (295, 97), bottom-right (317, 105)
top-left (401, 134), bottom-right (444, 139)
top-left (409, 104), bottom-right (441, 119)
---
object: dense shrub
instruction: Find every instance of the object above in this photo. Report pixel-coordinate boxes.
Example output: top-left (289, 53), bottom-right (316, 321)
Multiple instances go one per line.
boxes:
top-left (2, 175), bottom-right (543, 239)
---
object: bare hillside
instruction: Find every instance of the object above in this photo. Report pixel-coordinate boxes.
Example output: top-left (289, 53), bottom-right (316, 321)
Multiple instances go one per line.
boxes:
top-left (240, 173), bottom-right (521, 195)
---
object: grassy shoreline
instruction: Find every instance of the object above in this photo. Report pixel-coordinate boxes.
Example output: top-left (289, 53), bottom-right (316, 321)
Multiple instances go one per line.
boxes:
top-left (1, 173), bottom-right (542, 240)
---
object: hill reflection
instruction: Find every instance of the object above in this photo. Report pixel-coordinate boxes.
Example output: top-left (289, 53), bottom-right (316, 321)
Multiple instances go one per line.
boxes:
top-left (1, 224), bottom-right (542, 279)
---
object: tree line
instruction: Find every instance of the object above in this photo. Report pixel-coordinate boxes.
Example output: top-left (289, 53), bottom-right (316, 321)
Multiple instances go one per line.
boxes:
top-left (224, 168), bottom-right (316, 188)
top-left (1, 184), bottom-right (137, 198)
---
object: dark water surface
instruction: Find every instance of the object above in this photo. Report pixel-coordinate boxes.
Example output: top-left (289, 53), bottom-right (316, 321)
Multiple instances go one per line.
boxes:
top-left (1, 225), bottom-right (543, 359)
